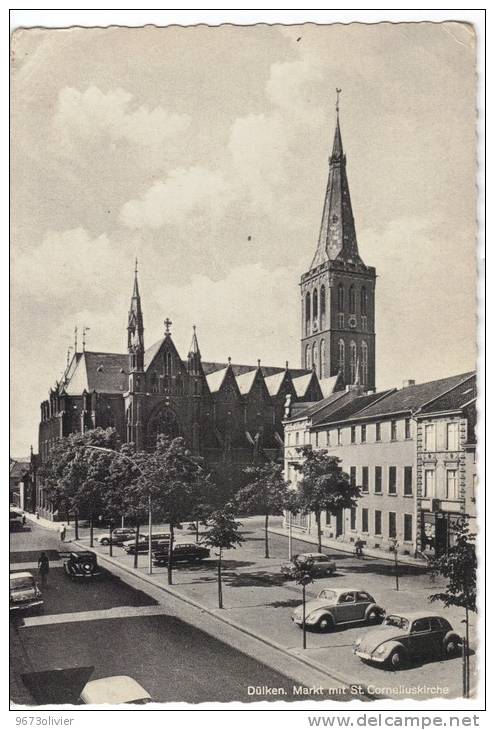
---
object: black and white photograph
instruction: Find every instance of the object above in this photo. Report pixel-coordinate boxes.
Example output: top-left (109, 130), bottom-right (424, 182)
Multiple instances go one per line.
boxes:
top-left (9, 11), bottom-right (484, 713)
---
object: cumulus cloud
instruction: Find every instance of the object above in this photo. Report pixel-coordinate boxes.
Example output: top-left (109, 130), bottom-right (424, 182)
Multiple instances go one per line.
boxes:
top-left (13, 227), bottom-right (128, 300)
top-left (54, 86), bottom-right (191, 148)
top-left (120, 166), bottom-right (232, 229)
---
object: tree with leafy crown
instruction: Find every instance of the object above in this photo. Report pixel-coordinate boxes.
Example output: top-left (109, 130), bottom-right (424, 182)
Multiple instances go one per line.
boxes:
top-left (236, 460), bottom-right (290, 558)
top-left (293, 446), bottom-right (359, 553)
top-left (201, 507), bottom-right (243, 608)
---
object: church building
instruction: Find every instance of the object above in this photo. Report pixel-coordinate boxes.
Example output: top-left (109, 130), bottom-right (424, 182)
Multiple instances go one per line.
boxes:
top-left (36, 103), bottom-right (373, 516)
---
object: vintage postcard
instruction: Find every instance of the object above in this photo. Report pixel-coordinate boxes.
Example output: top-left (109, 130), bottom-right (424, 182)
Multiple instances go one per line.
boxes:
top-left (10, 16), bottom-right (482, 713)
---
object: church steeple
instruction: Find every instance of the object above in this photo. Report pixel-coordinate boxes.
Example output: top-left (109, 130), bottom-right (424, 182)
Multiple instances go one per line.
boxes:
top-left (187, 325), bottom-right (203, 375)
top-left (300, 93), bottom-right (376, 390)
top-left (127, 259), bottom-right (144, 371)
top-left (310, 90), bottom-right (363, 269)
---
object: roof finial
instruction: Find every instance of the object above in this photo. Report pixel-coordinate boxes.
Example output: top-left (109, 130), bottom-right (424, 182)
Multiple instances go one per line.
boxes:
top-left (74, 326), bottom-right (78, 353)
top-left (82, 326), bottom-right (90, 352)
top-left (336, 87), bottom-right (342, 116)
top-left (134, 256), bottom-right (138, 275)
top-left (164, 317), bottom-right (172, 335)
top-left (227, 356), bottom-right (231, 365)
top-left (285, 360), bottom-right (289, 370)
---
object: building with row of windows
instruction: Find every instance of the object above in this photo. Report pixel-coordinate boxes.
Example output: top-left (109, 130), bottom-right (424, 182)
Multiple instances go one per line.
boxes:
top-left (283, 371), bottom-right (476, 557)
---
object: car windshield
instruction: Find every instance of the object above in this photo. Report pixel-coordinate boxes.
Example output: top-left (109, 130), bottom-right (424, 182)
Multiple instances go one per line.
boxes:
top-left (385, 615), bottom-right (409, 630)
top-left (11, 576), bottom-right (34, 590)
top-left (318, 590), bottom-right (338, 602)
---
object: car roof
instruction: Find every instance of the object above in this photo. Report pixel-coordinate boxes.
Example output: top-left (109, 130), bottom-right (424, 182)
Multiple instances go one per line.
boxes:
top-left (10, 571), bottom-right (33, 580)
top-left (80, 676), bottom-right (151, 705)
top-left (387, 611), bottom-right (446, 621)
top-left (71, 551), bottom-right (94, 557)
top-left (318, 587), bottom-right (365, 595)
top-left (300, 552), bottom-right (331, 558)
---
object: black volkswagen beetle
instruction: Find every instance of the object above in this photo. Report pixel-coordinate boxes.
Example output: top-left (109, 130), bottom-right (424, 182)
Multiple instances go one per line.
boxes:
top-left (64, 551), bottom-right (103, 579)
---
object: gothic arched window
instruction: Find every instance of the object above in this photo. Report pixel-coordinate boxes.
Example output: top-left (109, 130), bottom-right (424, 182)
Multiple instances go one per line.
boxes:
top-left (361, 341), bottom-right (368, 385)
top-left (338, 339), bottom-right (345, 372)
top-left (305, 292), bottom-right (311, 335)
top-left (319, 340), bottom-right (325, 379)
top-left (312, 289), bottom-right (318, 330)
top-left (349, 285), bottom-right (356, 314)
top-left (312, 341), bottom-right (318, 369)
top-left (320, 286), bottom-right (326, 328)
top-left (361, 286), bottom-right (368, 315)
top-left (350, 341), bottom-right (357, 382)
top-left (305, 344), bottom-right (311, 370)
top-left (164, 351), bottom-right (172, 374)
top-left (338, 283), bottom-right (344, 312)
top-left (150, 372), bottom-right (159, 393)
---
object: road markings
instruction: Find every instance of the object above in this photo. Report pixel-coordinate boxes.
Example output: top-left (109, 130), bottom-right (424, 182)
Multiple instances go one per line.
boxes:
top-left (20, 604), bottom-right (170, 627)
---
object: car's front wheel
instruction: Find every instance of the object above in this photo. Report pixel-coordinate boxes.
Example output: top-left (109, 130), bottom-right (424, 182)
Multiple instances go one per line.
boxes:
top-left (316, 615), bottom-right (334, 632)
top-left (445, 637), bottom-right (462, 658)
top-left (100, 538), bottom-right (109, 545)
top-left (389, 648), bottom-right (405, 669)
top-left (366, 609), bottom-right (382, 624)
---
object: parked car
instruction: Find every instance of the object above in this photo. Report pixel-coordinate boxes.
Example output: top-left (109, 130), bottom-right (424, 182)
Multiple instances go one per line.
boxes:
top-left (64, 551), bottom-right (103, 579)
top-left (9, 509), bottom-right (25, 531)
top-left (98, 528), bottom-right (136, 546)
top-left (80, 676), bottom-right (152, 705)
top-left (152, 542), bottom-right (210, 566)
top-left (354, 611), bottom-right (462, 668)
top-left (10, 571), bottom-right (43, 613)
top-left (292, 587), bottom-right (384, 632)
top-left (281, 552), bottom-right (336, 579)
top-left (123, 533), bottom-right (171, 555)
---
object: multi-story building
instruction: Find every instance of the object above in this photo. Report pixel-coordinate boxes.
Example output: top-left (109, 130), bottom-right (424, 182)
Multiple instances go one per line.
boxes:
top-left (283, 371), bottom-right (476, 557)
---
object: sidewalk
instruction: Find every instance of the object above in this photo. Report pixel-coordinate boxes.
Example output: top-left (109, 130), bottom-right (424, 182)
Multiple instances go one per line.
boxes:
top-left (73, 524), bottom-right (471, 700)
top-left (268, 525), bottom-right (425, 567)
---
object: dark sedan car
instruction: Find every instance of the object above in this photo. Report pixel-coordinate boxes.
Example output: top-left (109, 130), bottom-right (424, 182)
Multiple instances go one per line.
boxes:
top-left (123, 533), bottom-right (171, 555)
top-left (152, 542), bottom-right (210, 566)
top-left (98, 528), bottom-right (136, 546)
top-left (64, 551), bottom-right (103, 579)
top-left (354, 611), bottom-right (462, 668)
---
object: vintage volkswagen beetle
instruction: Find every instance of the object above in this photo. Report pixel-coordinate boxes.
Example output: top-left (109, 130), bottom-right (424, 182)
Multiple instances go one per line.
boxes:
top-left (292, 587), bottom-right (384, 632)
top-left (10, 571), bottom-right (43, 612)
top-left (281, 552), bottom-right (336, 579)
top-left (354, 611), bottom-right (462, 668)
top-left (64, 551), bottom-right (103, 579)
top-left (80, 676), bottom-right (152, 705)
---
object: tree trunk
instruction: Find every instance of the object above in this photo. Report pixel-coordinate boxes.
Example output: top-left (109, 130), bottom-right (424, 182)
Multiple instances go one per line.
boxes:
top-left (316, 510), bottom-right (322, 553)
top-left (89, 515), bottom-right (94, 548)
top-left (217, 547), bottom-right (223, 609)
top-left (264, 513), bottom-right (269, 559)
top-left (109, 522), bottom-right (113, 557)
top-left (465, 605), bottom-right (470, 697)
top-left (195, 521), bottom-right (199, 543)
top-left (167, 523), bottom-right (175, 585)
top-left (302, 583), bottom-right (307, 650)
top-left (133, 523), bottom-right (140, 569)
top-left (74, 512), bottom-right (79, 541)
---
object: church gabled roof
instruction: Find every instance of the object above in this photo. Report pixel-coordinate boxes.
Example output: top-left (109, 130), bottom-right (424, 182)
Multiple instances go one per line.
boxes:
top-left (310, 103), bottom-right (364, 270)
top-left (264, 370), bottom-right (288, 396)
top-left (205, 367), bottom-right (229, 393)
top-left (63, 352), bottom-right (128, 395)
top-left (292, 372), bottom-right (316, 398)
top-left (235, 369), bottom-right (259, 395)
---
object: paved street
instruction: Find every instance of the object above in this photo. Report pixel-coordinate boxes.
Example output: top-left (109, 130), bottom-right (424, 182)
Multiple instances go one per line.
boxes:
top-left (73, 515), bottom-right (477, 701)
top-left (11, 517), bottom-right (477, 704)
top-left (10, 521), bottom-right (345, 705)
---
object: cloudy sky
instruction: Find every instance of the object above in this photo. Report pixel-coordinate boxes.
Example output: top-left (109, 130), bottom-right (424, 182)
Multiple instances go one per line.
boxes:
top-left (11, 22), bottom-right (477, 456)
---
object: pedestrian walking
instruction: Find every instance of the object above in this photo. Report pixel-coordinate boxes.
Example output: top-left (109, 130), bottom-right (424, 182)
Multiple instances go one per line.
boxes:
top-left (38, 551), bottom-right (49, 587)
top-left (59, 523), bottom-right (66, 542)
top-left (355, 539), bottom-right (365, 559)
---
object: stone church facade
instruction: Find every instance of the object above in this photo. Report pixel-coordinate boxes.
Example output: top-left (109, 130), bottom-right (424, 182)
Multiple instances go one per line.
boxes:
top-left (36, 108), bottom-right (373, 515)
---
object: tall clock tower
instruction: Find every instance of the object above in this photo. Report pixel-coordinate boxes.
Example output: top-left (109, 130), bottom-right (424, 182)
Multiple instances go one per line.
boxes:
top-left (301, 95), bottom-right (376, 390)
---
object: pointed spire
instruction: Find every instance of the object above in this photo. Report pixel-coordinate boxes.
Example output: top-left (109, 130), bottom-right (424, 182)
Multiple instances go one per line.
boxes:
top-left (187, 325), bottom-right (203, 375)
top-left (127, 260), bottom-right (144, 369)
top-left (189, 325), bottom-right (200, 356)
top-left (310, 90), bottom-right (364, 269)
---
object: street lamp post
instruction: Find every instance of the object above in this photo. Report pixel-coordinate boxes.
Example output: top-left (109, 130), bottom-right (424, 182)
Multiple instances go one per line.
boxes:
top-left (288, 510), bottom-right (293, 560)
top-left (83, 445), bottom-right (153, 576)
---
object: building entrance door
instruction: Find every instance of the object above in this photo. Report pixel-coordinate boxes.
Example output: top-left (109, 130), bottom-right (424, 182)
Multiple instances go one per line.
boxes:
top-left (435, 514), bottom-right (448, 555)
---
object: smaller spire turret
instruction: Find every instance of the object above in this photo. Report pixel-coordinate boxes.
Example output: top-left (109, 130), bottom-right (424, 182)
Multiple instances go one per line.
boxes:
top-left (127, 261), bottom-right (144, 372)
top-left (187, 325), bottom-right (203, 375)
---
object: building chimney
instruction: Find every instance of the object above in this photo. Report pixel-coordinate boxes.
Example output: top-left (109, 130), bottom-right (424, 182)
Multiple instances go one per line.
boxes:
top-left (402, 379), bottom-right (415, 388)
